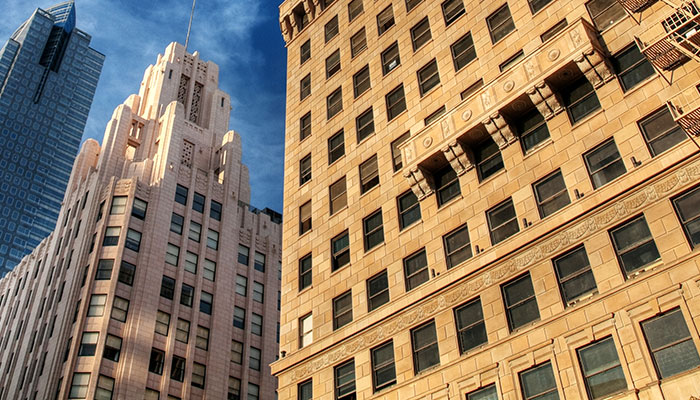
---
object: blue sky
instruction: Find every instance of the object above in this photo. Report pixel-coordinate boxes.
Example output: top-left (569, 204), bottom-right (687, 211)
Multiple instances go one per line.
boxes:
top-left (0, 0), bottom-right (287, 212)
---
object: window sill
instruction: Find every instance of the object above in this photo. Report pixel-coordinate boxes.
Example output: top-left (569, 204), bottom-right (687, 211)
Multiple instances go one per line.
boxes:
top-left (625, 260), bottom-right (663, 281)
top-left (420, 83), bottom-right (442, 99)
top-left (329, 205), bottom-right (348, 218)
top-left (353, 87), bottom-right (372, 102)
top-left (522, 138), bottom-right (553, 159)
top-left (509, 318), bottom-right (541, 334)
top-left (478, 168), bottom-right (507, 187)
top-left (298, 229), bottom-right (313, 238)
top-left (356, 131), bottom-right (376, 147)
top-left (569, 108), bottom-right (605, 129)
top-left (364, 241), bottom-right (386, 256)
top-left (564, 290), bottom-right (598, 308)
top-left (359, 184), bottom-right (379, 199)
top-left (437, 194), bottom-right (463, 211)
top-left (388, 108), bottom-right (408, 123)
top-left (399, 218), bottom-right (423, 235)
top-left (351, 47), bottom-right (367, 60)
top-left (328, 154), bottom-right (345, 167)
top-left (382, 64), bottom-right (402, 78)
top-left (330, 263), bottom-right (351, 276)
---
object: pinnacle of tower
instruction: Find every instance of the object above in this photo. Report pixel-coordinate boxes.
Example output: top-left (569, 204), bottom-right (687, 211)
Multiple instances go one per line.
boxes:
top-left (46, 1), bottom-right (76, 33)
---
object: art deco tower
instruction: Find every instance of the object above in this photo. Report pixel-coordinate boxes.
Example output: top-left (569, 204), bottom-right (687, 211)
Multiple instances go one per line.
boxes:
top-left (0, 43), bottom-right (281, 400)
top-left (0, 1), bottom-right (104, 276)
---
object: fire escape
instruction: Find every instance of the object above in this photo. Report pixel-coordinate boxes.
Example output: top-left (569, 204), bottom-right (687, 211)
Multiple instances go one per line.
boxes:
top-left (620, 0), bottom-right (700, 135)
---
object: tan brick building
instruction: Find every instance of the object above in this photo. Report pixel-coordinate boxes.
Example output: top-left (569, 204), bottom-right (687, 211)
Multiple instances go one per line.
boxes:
top-left (0, 43), bottom-right (281, 400)
top-left (272, 0), bottom-right (700, 399)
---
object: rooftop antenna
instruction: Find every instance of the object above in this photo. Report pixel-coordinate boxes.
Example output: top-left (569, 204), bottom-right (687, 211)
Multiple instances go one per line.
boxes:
top-left (184, 0), bottom-right (197, 53)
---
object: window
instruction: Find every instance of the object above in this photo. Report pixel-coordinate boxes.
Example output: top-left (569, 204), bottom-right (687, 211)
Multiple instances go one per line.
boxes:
top-left (499, 49), bottom-right (525, 72)
top-left (196, 326), bottom-right (209, 350)
top-left (103, 227), bottom-right (120, 246)
top-left (210, 200), bottom-right (222, 221)
top-left (455, 298), bottom-right (487, 353)
top-left (443, 225), bottom-right (472, 268)
top-left (170, 213), bottom-right (184, 234)
top-left (586, 0), bottom-right (626, 31)
top-left (673, 185), bottom-right (700, 248)
top-left (299, 313), bottom-right (313, 348)
top-left (381, 42), bottom-right (401, 75)
top-left (203, 259), bottom-right (216, 281)
top-left (348, 0), bottom-right (363, 21)
top-left (406, 0), bottom-right (424, 11)
top-left (333, 291), bottom-right (353, 330)
top-left (363, 210), bottom-right (384, 251)
top-left (519, 362), bottom-right (558, 400)
top-left (334, 360), bottom-right (356, 400)
top-left (145, 389), bottom-right (160, 400)
top-left (103, 335), bottom-right (122, 362)
top-left (189, 221), bottom-right (202, 242)
top-left (300, 39), bottom-right (311, 64)
top-left (299, 254), bottom-right (313, 290)
top-left (160, 276), bottom-right (175, 299)
top-left (253, 281), bottom-right (264, 303)
top-left (238, 244), bottom-right (250, 265)
top-left (88, 294), bottom-right (106, 317)
top-left (517, 109), bottom-right (550, 153)
top-left (327, 87), bottom-right (343, 119)
top-left (235, 274), bottom-right (248, 296)
top-left (461, 79), bottom-right (485, 100)
top-left (425, 106), bottom-right (446, 126)
top-left (249, 347), bottom-right (261, 371)
top-left (641, 307), bottom-right (700, 378)
top-left (328, 129), bottom-right (345, 164)
top-left (254, 252), bottom-right (266, 272)
top-left (476, 138), bottom-right (504, 182)
top-left (299, 154), bottom-right (312, 185)
top-left (418, 59), bottom-right (440, 96)
top-left (251, 313), bottom-right (263, 335)
top-left (377, 5), bottom-right (395, 35)
top-left (69, 373), bottom-right (90, 399)
top-left (612, 44), bottom-right (654, 91)
top-left (359, 155), bottom-right (379, 193)
top-left (125, 229), bottom-right (141, 252)
top-left (207, 229), bottom-right (219, 250)
top-left (435, 166), bottom-right (461, 206)
top-left (200, 291), bottom-right (213, 314)
top-left (367, 270), bottom-right (389, 311)
top-left (300, 74), bottom-right (311, 101)
top-left (176, 319), bottom-right (190, 343)
top-left (487, 198), bottom-right (519, 245)
top-left (442, 0), bottom-right (465, 26)
top-left (193, 192), bottom-right (205, 213)
top-left (95, 259), bottom-right (113, 280)
top-left (248, 383), bottom-right (260, 400)
top-left (639, 108), bottom-right (686, 156)
top-left (326, 50), bottom-right (341, 78)
top-left (175, 184), bottom-right (188, 205)
top-left (95, 375), bottom-right (115, 400)
top-left (541, 19), bottom-right (568, 42)
top-left (564, 77), bottom-right (601, 123)
top-left (165, 243), bottom-right (180, 266)
top-left (111, 296), bottom-right (129, 322)
top-left (192, 363), bottom-right (206, 389)
top-left (300, 111), bottom-right (312, 140)
top-left (397, 190), bottom-right (421, 229)
top-left (467, 385), bottom-right (498, 400)
top-left (451, 33), bottom-right (476, 71)
top-left (294, 5), bottom-right (309, 31)
top-left (391, 132), bottom-right (410, 171)
top-left (149, 348), bottom-right (165, 375)
top-left (553, 245), bottom-right (597, 304)
top-left (502, 273), bottom-right (539, 331)
top-left (325, 15), bottom-right (339, 43)
top-left (132, 198), bottom-right (148, 219)
top-left (331, 230), bottom-right (350, 271)
top-left (300, 201), bottom-right (312, 235)
top-left (352, 110), bottom-right (375, 146)
top-left (180, 283), bottom-right (194, 307)
top-left (79, 332), bottom-right (98, 356)
top-left (411, 17), bottom-right (432, 51)
top-left (404, 249), bottom-right (429, 291)
top-left (350, 28), bottom-right (367, 57)
top-left (534, 170), bottom-right (571, 218)
top-left (610, 215), bottom-right (661, 276)
top-left (487, 4), bottom-right (515, 43)
top-left (528, 0), bottom-right (553, 13)
top-left (171, 356), bottom-right (186, 382)
top-left (411, 320), bottom-right (440, 373)
top-left (578, 337), bottom-right (627, 399)
top-left (155, 311), bottom-right (170, 336)
top-left (110, 196), bottom-right (127, 214)
top-left (231, 340), bottom-right (243, 364)
top-left (299, 379), bottom-right (313, 400)
top-left (371, 341), bottom-right (396, 392)
top-left (585, 139), bottom-right (627, 189)
top-left (352, 66), bottom-right (371, 99)
top-left (233, 306), bottom-right (246, 329)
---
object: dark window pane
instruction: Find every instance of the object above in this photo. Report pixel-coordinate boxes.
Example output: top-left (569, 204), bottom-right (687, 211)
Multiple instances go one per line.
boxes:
top-left (673, 185), bottom-right (700, 247)
top-left (578, 337), bottom-right (626, 399)
top-left (487, 199), bottom-right (519, 245)
top-left (444, 225), bottom-right (472, 268)
top-left (404, 249), bottom-right (429, 291)
top-left (641, 308), bottom-right (700, 378)
top-left (610, 215), bottom-right (660, 276)
top-left (476, 138), bottom-right (504, 181)
top-left (411, 321), bottom-right (440, 373)
top-left (639, 108), bottom-right (686, 156)
top-left (503, 273), bottom-right (539, 331)
top-left (455, 298), bottom-right (487, 353)
top-left (368, 270), bottom-right (390, 311)
top-left (520, 362), bottom-right (559, 400)
top-left (584, 139), bottom-right (626, 189)
top-left (534, 170), bottom-right (570, 218)
top-left (398, 190), bottom-right (421, 229)
top-left (435, 166), bottom-right (461, 206)
top-left (564, 77), bottom-right (601, 123)
top-left (371, 341), bottom-right (396, 391)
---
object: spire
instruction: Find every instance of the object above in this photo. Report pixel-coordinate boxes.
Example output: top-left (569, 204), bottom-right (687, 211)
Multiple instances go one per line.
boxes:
top-left (46, 0), bottom-right (76, 33)
top-left (184, 0), bottom-right (197, 53)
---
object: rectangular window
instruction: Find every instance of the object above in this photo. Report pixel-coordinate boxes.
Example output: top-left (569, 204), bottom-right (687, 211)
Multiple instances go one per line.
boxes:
top-left (642, 307), bottom-right (700, 378)
top-left (110, 196), bottom-right (127, 215)
top-left (180, 284), bottom-right (194, 307)
top-left (203, 259), bottom-right (216, 281)
top-left (299, 154), bottom-right (312, 185)
top-left (541, 19), bottom-right (568, 42)
top-left (502, 273), bottom-right (539, 331)
top-left (300, 39), bottom-right (311, 64)
top-left (170, 213), bottom-right (184, 234)
top-left (248, 383), bottom-right (260, 400)
top-left (231, 340), bottom-right (243, 364)
top-left (148, 348), bottom-right (165, 375)
top-left (300, 111), bottom-right (312, 140)
top-left (69, 373), bottom-right (90, 399)
top-left (200, 291), bottom-right (213, 314)
top-left (467, 385), bottom-right (498, 400)
top-left (125, 229), bottom-right (141, 252)
top-left (210, 200), bottom-right (222, 221)
top-left (192, 192), bottom-right (205, 213)
top-left (298, 379), bottom-right (313, 400)
top-left (196, 325), bottom-right (209, 350)
top-left (325, 15), bottom-right (339, 42)
top-left (253, 281), bottom-right (265, 303)
top-left (487, 4), bottom-right (515, 43)
top-left (398, 190), bottom-right (421, 229)
top-left (404, 249), bottom-right (429, 291)
top-left (499, 49), bottom-right (525, 72)
top-left (425, 106), bottom-right (446, 126)
top-left (350, 28), bottom-right (367, 58)
top-left (145, 389), bottom-right (159, 400)
top-left (418, 59), bottom-right (440, 96)
top-left (251, 313), bottom-right (263, 335)
top-left (586, 0), bottom-right (626, 31)
top-left (132, 198), bottom-right (148, 220)
top-left (79, 332), bottom-right (98, 356)
top-left (487, 198), bottom-right (519, 245)
top-left (564, 77), bottom-right (601, 123)
top-left (328, 129), bottom-right (345, 164)
top-left (610, 215), bottom-right (661, 276)
top-left (584, 138), bottom-right (626, 189)
top-left (461, 79), bottom-right (484, 100)
top-left (254, 252), bottom-right (266, 272)
top-left (451, 33), bottom-right (476, 72)
top-left (111, 296), bottom-right (129, 322)
top-left (326, 49), bottom-right (341, 78)
top-left (103, 335), bottom-right (122, 362)
top-left (95, 259), bottom-right (114, 280)
top-left (165, 243), bottom-right (180, 266)
top-left (371, 341), bottom-right (397, 391)
top-left (391, 132), bottom-right (410, 172)
top-left (529, 0), bottom-right (553, 13)
top-left (519, 362), bottom-right (559, 400)
top-left (411, 17), bottom-right (432, 51)
top-left (359, 155), bottom-right (379, 193)
top-left (299, 313), bottom-right (313, 348)
top-left (233, 306), bottom-right (246, 329)
top-left (160, 276), bottom-right (175, 299)
top-left (411, 320), bottom-right (440, 373)
top-left (327, 87), bottom-right (343, 119)
top-left (333, 291), bottom-right (353, 330)
top-left (578, 337), bottom-right (627, 399)
top-left (300, 74), bottom-right (311, 101)
top-left (348, 0), bottom-right (363, 21)
top-left (249, 347), bottom-right (261, 370)
top-left (300, 201), bottom-right (312, 235)
top-left (238, 244), bottom-right (250, 265)
top-left (207, 229), bottom-right (219, 250)
top-left (331, 230), bottom-right (350, 271)
top-left (475, 138), bottom-right (504, 181)
top-left (229, 376), bottom-right (242, 399)
top-left (435, 166), bottom-right (461, 206)
top-left (334, 360), bottom-right (356, 400)
top-left (88, 294), bottom-right (106, 317)
top-left (377, 5), bottom-right (395, 35)
top-left (96, 375), bottom-right (115, 400)
top-left (442, 0), bottom-right (466, 25)
top-left (639, 107), bottom-right (686, 156)
top-left (235, 274), bottom-right (248, 296)
top-left (387, 84), bottom-right (408, 121)
top-left (299, 254), bottom-right (312, 290)
top-left (192, 363), bottom-right (206, 389)
top-left (517, 109), bottom-right (550, 153)
top-left (189, 221), bottom-right (202, 242)
top-left (406, 0), bottom-right (424, 11)
top-left (175, 184), bottom-right (188, 205)
top-left (673, 185), bottom-right (700, 248)
top-left (155, 310), bottom-right (170, 336)
top-left (353, 66), bottom-right (371, 98)
top-left (534, 170), bottom-right (571, 218)
top-left (363, 209), bottom-right (384, 251)
top-left (103, 226), bottom-right (120, 246)
top-left (612, 44), bottom-right (654, 91)
top-left (354, 108), bottom-right (375, 144)
top-left (381, 42), bottom-right (401, 75)
top-left (367, 270), bottom-right (390, 311)
top-left (455, 298), bottom-right (487, 353)
top-left (170, 356), bottom-right (186, 383)
top-left (443, 225), bottom-right (472, 269)
top-left (553, 245), bottom-right (597, 304)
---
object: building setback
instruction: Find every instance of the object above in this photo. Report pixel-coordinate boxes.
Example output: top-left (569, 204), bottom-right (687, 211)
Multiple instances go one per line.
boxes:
top-left (0, 1), bottom-right (104, 276)
top-left (273, 0), bottom-right (700, 399)
top-left (0, 42), bottom-right (281, 400)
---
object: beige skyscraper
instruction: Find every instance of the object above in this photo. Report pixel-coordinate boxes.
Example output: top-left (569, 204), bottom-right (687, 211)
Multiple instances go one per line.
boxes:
top-left (0, 43), bottom-right (281, 400)
top-left (273, 0), bottom-right (700, 399)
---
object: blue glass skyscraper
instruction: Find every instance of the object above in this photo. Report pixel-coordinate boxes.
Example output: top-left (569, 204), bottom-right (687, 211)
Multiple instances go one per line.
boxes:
top-left (0, 1), bottom-right (104, 276)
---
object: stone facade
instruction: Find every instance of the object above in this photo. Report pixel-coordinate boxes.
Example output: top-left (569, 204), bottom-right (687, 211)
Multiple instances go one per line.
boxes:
top-left (0, 43), bottom-right (281, 400)
top-left (273, 0), bottom-right (700, 399)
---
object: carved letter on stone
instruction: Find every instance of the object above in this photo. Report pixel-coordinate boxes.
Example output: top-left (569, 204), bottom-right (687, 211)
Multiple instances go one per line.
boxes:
top-left (527, 81), bottom-right (563, 120)
top-left (574, 48), bottom-right (614, 89)
top-left (403, 166), bottom-right (435, 201)
top-left (483, 112), bottom-right (516, 149)
top-left (442, 141), bottom-right (474, 176)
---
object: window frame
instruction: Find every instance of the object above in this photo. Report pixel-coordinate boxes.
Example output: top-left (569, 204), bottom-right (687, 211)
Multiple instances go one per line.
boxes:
top-left (371, 341), bottom-right (397, 392)
top-left (672, 184), bottom-right (700, 249)
top-left (377, 5), bottom-right (395, 36)
top-left (410, 17), bottom-right (432, 51)
top-left (411, 320), bottom-right (440, 373)
top-left (359, 155), bottom-right (379, 193)
top-left (381, 42), bottom-right (401, 75)
top-left (331, 230), bottom-right (351, 271)
top-left (486, 3), bottom-right (516, 43)
top-left (609, 214), bottom-right (661, 277)
top-left (328, 129), bottom-right (345, 164)
top-left (443, 224), bottom-right (472, 269)
top-left (367, 270), bottom-right (390, 311)
top-left (353, 66), bottom-right (371, 99)
top-left (487, 198), bottom-right (519, 245)
top-left (299, 253), bottom-right (313, 291)
top-left (502, 272), bottom-right (539, 331)
top-left (442, 0), bottom-right (466, 26)
top-left (417, 59), bottom-right (441, 96)
top-left (404, 248), bottom-right (429, 291)
top-left (533, 169), bottom-right (571, 218)
top-left (454, 297), bottom-right (487, 353)
top-left (333, 290), bottom-right (353, 330)
top-left (553, 245), bottom-right (597, 305)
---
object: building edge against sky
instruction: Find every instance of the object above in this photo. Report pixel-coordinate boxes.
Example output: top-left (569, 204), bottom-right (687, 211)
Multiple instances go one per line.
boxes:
top-left (0, 42), bottom-right (281, 400)
top-left (272, 0), bottom-right (700, 399)
top-left (0, 1), bottom-right (104, 277)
